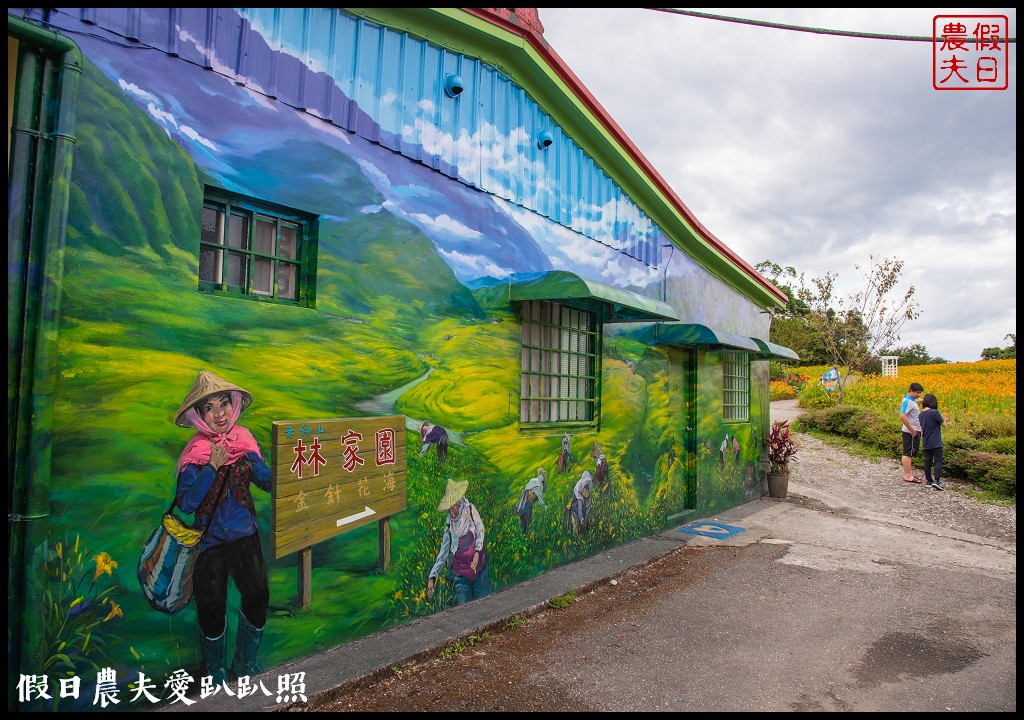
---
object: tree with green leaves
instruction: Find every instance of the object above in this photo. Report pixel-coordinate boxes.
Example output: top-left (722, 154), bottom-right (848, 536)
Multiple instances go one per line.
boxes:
top-left (980, 333), bottom-right (1016, 360)
top-left (879, 342), bottom-right (949, 366)
top-left (755, 261), bottom-right (829, 365)
top-left (796, 256), bottom-right (920, 403)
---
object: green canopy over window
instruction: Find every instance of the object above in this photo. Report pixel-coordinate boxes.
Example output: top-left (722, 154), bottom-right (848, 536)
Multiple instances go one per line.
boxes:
top-left (508, 270), bottom-right (678, 322)
top-left (750, 337), bottom-right (800, 362)
top-left (652, 323), bottom-right (760, 352)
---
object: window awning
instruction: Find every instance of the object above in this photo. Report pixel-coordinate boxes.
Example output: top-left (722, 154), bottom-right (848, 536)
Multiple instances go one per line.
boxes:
top-left (750, 337), bottom-right (800, 362)
top-left (509, 270), bottom-right (679, 323)
top-left (652, 323), bottom-right (761, 352)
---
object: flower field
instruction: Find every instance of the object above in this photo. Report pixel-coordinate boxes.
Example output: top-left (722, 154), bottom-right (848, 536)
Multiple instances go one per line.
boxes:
top-left (793, 360), bottom-right (1016, 499)
top-left (798, 359), bottom-right (1016, 421)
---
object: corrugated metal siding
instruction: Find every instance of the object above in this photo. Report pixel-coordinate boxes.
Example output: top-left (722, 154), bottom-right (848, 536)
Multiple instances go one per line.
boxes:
top-left (22, 7), bottom-right (668, 267)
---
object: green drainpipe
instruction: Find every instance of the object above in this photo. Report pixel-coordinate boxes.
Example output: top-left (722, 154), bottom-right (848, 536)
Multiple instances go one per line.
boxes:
top-left (7, 14), bottom-right (81, 708)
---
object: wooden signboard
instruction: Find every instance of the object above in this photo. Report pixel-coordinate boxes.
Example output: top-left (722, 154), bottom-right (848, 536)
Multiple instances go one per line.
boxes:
top-left (270, 415), bottom-right (407, 560)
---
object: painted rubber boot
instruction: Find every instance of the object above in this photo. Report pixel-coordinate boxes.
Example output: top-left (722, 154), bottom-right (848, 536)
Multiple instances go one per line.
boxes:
top-left (200, 629), bottom-right (228, 685)
top-left (231, 612), bottom-right (265, 679)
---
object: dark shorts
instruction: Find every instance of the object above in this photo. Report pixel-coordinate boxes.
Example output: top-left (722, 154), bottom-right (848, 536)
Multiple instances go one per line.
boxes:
top-left (902, 432), bottom-right (920, 457)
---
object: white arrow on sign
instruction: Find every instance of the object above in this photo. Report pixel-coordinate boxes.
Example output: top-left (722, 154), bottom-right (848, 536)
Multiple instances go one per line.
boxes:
top-left (336, 506), bottom-right (377, 527)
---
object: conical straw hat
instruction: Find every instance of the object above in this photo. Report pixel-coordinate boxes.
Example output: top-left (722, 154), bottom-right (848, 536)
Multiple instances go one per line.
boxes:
top-left (437, 478), bottom-right (469, 511)
top-left (173, 370), bottom-right (253, 427)
top-left (537, 467), bottom-right (548, 490)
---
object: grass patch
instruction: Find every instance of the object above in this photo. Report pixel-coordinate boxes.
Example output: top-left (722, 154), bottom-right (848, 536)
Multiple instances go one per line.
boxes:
top-left (548, 591), bottom-right (577, 609)
top-left (438, 631), bottom-right (491, 660)
top-left (439, 641), bottom-right (466, 660)
top-left (504, 614), bottom-right (524, 630)
top-left (466, 632), bottom-right (491, 646)
top-left (954, 486), bottom-right (1017, 507)
top-left (390, 664), bottom-right (418, 679)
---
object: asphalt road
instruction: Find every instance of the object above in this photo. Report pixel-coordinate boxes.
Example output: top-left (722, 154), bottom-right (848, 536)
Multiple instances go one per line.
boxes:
top-left (302, 494), bottom-right (1015, 712)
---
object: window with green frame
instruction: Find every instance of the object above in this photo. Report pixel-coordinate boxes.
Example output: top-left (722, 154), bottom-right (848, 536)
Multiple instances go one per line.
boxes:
top-left (519, 300), bottom-right (599, 426)
top-left (199, 189), bottom-right (317, 306)
top-left (722, 351), bottom-right (750, 421)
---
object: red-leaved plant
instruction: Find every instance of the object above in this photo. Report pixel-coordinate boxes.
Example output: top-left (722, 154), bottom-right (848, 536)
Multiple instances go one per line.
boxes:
top-left (768, 420), bottom-right (798, 475)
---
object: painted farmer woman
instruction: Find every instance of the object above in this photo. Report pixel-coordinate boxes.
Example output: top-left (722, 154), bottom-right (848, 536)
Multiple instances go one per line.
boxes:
top-left (514, 467), bottom-right (547, 533)
top-left (426, 479), bottom-right (492, 605)
top-left (174, 371), bottom-right (271, 683)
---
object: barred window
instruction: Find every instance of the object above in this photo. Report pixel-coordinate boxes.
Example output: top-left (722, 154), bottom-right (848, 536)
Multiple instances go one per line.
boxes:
top-left (722, 351), bottom-right (750, 421)
top-left (520, 300), bottom-right (598, 425)
top-left (199, 189), bottom-right (317, 306)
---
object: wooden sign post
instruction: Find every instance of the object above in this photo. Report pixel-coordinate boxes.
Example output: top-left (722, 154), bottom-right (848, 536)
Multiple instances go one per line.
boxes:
top-left (270, 415), bottom-right (407, 610)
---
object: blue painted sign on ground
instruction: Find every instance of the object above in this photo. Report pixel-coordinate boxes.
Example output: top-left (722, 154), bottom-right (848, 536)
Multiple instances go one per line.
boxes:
top-left (677, 521), bottom-right (746, 539)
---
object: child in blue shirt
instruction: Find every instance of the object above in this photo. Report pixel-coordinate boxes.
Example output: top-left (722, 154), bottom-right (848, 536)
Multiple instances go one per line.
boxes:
top-left (919, 393), bottom-right (945, 491)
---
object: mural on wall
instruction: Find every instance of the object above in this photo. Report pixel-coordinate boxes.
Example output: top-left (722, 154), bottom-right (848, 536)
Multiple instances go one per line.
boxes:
top-left (18, 8), bottom-right (768, 708)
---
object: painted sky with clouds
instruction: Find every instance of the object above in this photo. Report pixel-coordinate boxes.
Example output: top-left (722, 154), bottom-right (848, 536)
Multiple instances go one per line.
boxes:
top-left (107, 11), bottom-right (661, 295)
top-left (539, 8), bottom-right (1016, 362)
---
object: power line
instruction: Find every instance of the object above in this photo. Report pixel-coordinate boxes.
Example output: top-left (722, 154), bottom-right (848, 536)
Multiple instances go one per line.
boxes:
top-left (645, 8), bottom-right (1017, 43)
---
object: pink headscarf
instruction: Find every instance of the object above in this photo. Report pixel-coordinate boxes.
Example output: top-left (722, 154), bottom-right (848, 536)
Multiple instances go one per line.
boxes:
top-left (176, 390), bottom-right (262, 472)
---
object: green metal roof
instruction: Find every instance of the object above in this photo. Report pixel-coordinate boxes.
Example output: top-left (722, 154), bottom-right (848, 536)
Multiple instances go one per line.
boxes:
top-left (653, 323), bottom-right (760, 352)
top-left (509, 270), bottom-right (679, 322)
top-left (750, 337), bottom-right (800, 362)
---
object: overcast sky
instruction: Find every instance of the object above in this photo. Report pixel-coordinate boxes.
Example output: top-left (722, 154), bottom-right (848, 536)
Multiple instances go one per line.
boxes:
top-left (538, 8), bottom-right (1016, 363)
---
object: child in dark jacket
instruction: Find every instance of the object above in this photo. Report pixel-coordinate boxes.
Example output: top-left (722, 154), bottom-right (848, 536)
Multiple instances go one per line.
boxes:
top-left (919, 394), bottom-right (945, 491)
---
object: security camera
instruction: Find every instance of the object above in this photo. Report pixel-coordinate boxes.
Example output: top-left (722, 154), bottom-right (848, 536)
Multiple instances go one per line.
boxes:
top-left (444, 74), bottom-right (464, 98)
top-left (537, 130), bottom-right (554, 149)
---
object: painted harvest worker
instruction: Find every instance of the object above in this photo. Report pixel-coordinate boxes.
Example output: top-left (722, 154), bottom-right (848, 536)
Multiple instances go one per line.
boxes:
top-left (173, 370), bottom-right (271, 683)
top-left (591, 441), bottom-right (610, 495)
top-left (514, 467), bottom-right (548, 532)
top-left (557, 432), bottom-right (573, 473)
top-left (419, 419), bottom-right (450, 462)
top-left (566, 470), bottom-right (594, 535)
top-left (426, 479), bottom-right (493, 605)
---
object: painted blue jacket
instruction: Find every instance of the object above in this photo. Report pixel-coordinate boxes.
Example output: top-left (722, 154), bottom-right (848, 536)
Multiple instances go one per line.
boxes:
top-left (176, 452), bottom-right (271, 550)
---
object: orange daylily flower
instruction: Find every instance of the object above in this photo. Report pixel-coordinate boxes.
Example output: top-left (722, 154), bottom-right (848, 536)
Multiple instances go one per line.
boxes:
top-left (93, 552), bottom-right (118, 581)
top-left (103, 600), bottom-right (123, 622)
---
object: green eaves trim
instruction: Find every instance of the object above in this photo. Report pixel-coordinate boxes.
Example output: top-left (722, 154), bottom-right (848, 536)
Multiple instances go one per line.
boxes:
top-left (653, 323), bottom-right (760, 352)
top-left (344, 8), bottom-right (786, 310)
top-left (750, 337), bottom-right (801, 362)
top-left (510, 270), bottom-right (679, 323)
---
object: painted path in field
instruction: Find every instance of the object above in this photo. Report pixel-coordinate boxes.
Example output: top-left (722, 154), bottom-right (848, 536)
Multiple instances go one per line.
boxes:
top-left (355, 365), bottom-right (466, 446)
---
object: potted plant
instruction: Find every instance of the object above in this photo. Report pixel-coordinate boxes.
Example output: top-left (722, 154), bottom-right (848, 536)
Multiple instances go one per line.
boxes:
top-left (767, 420), bottom-right (798, 498)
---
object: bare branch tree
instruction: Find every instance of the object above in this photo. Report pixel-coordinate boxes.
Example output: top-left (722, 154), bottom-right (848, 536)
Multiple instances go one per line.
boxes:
top-left (796, 256), bottom-right (920, 403)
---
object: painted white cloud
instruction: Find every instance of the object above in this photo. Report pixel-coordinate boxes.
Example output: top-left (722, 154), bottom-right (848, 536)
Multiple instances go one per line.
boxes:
top-left (601, 263), bottom-right (660, 289)
top-left (175, 28), bottom-right (238, 78)
top-left (438, 249), bottom-right (508, 278)
top-left (205, 9), bottom-right (661, 270)
top-left (117, 76), bottom-right (219, 153)
top-left (356, 159), bottom-right (392, 189)
top-left (408, 213), bottom-right (483, 240)
top-left (146, 102), bottom-right (177, 128)
top-left (491, 195), bottom-right (658, 288)
top-left (179, 125), bottom-right (218, 151)
top-left (237, 9), bottom-right (330, 74)
top-left (241, 85), bottom-right (280, 111)
top-left (118, 79), bottom-right (160, 104)
top-left (295, 110), bottom-right (351, 143)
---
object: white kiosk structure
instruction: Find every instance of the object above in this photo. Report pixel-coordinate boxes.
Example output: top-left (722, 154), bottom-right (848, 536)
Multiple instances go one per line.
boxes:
top-left (880, 355), bottom-right (899, 378)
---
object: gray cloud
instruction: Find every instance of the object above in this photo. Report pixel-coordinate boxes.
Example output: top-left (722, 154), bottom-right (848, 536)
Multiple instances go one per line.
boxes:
top-left (539, 8), bottom-right (1016, 361)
